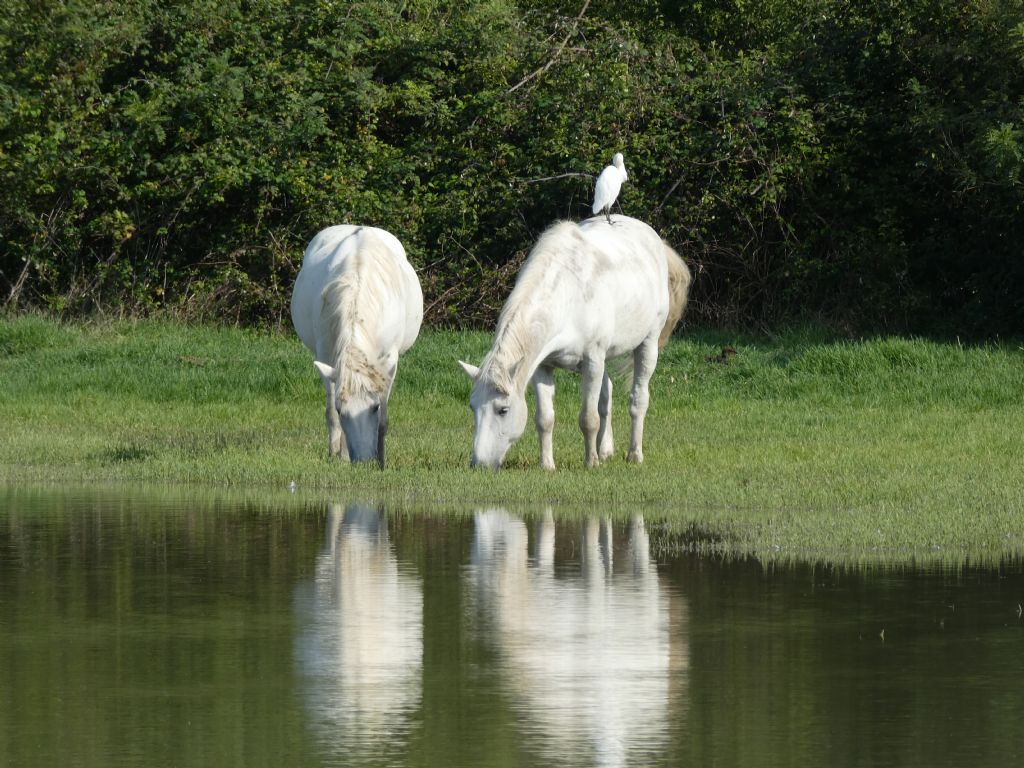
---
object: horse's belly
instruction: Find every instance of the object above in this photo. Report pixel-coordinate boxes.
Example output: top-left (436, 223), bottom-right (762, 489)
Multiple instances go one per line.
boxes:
top-left (543, 349), bottom-right (586, 371)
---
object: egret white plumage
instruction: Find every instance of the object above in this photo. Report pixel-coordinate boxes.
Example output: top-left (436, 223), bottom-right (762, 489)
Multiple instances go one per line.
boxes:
top-left (591, 152), bottom-right (628, 224)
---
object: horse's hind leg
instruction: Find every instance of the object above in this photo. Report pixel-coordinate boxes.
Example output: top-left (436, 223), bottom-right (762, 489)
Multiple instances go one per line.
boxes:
top-left (597, 372), bottom-right (614, 462)
top-left (579, 355), bottom-right (605, 468)
top-left (532, 366), bottom-right (557, 471)
top-left (628, 337), bottom-right (659, 464)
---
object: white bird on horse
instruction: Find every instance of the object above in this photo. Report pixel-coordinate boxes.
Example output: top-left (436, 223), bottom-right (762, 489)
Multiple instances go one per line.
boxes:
top-left (291, 225), bottom-right (423, 468)
top-left (592, 152), bottom-right (629, 224)
top-left (459, 215), bottom-right (691, 471)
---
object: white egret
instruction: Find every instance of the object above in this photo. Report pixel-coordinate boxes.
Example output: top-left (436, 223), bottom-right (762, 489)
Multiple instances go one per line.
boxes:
top-left (591, 152), bottom-right (628, 224)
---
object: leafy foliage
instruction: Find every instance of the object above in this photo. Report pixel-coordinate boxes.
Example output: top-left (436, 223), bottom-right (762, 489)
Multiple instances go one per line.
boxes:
top-left (2, 1), bottom-right (1023, 333)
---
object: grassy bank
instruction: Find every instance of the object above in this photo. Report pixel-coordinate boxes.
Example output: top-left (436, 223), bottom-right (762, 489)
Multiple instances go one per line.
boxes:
top-left (2, 315), bottom-right (1023, 561)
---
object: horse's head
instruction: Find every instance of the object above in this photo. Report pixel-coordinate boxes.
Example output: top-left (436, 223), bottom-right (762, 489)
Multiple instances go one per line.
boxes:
top-left (315, 361), bottom-right (389, 468)
top-left (459, 360), bottom-right (528, 471)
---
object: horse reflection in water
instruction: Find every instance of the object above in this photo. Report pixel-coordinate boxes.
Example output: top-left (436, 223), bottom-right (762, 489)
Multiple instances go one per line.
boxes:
top-left (468, 510), bottom-right (688, 767)
top-left (294, 504), bottom-right (423, 762)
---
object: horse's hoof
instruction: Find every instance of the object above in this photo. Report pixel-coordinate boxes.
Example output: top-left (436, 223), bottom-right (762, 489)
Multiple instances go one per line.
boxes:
top-left (627, 450), bottom-right (644, 464)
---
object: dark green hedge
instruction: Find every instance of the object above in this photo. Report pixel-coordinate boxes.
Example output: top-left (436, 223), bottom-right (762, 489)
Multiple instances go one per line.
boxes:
top-left (2, 0), bottom-right (1023, 333)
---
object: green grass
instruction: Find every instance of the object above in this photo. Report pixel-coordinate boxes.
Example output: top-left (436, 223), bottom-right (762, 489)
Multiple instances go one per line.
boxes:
top-left (2, 314), bottom-right (1023, 563)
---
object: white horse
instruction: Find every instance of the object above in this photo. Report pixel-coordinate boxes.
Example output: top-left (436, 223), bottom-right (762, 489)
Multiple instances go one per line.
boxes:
top-left (291, 225), bottom-right (423, 467)
top-left (459, 215), bottom-right (691, 470)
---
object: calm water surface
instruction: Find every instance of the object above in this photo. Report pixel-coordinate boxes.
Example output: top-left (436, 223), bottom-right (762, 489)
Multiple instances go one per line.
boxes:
top-left (2, 487), bottom-right (1023, 767)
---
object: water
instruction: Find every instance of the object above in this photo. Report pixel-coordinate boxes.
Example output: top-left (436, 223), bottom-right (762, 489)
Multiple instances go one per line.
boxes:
top-left (2, 486), bottom-right (1023, 767)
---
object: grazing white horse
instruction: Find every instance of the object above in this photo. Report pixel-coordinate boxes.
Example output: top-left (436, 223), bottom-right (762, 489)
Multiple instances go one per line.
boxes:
top-left (459, 215), bottom-right (691, 470)
top-left (291, 225), bottom-right (423, 467)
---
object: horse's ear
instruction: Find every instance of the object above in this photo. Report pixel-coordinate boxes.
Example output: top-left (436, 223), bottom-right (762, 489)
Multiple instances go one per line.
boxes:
top-left (313, 360), bottom-right (336, 392)
top-left (458, 360), bottom-right (480, 380)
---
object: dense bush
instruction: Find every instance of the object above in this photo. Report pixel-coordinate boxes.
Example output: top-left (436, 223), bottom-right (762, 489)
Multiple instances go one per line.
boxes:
top-left (2, 0), bottom-right (1022, 333)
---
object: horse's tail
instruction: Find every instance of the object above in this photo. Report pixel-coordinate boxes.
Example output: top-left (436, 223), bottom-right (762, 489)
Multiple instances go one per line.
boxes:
top-left (658, 243), bottom-right (692, 349)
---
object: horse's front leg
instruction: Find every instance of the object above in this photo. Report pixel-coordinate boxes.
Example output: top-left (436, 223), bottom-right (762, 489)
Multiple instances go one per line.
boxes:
top-left (597, 372), bottom-right (614, 462)
top-left (628, 337), bottom-right (659, 464)
top-left (376, 376), bottom-right (395, 470)
top-left (579, 356), bottom-right (605, 468)
top-left (376, 401), bottom-right (389, 470)
top-left (532, 366), bottom-right (557, 470)
top-left (325, 380), bottom-right (348, 460)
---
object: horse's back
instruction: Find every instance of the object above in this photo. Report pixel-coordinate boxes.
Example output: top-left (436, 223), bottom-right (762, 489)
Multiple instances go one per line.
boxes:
top-left (291, 226), bottom-right (421, 357)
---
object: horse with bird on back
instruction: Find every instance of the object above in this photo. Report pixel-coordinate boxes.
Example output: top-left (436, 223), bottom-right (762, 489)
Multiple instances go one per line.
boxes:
top-left (460, 215), bottom-right (691, 471)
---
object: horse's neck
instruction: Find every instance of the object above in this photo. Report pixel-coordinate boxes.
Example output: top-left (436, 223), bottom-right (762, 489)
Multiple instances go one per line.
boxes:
top-left (326, 295), bottom-right (385, 397)
top-left (324, 263), bottom-right (378, 366)
top-left (488, 305), bottom-right (557, 394)
top-left (336, 338), bottom-right (387, 397)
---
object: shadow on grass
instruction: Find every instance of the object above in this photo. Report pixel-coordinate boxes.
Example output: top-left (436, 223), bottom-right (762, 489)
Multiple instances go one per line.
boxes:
top-left (97, 444), bottom-right (156, 464)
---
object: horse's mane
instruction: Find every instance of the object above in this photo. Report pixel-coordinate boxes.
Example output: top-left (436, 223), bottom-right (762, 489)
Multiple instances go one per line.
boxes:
top-left (320, 230), bottom-right (402, 398)
top-left (479, 221), bottom-right (583, 394)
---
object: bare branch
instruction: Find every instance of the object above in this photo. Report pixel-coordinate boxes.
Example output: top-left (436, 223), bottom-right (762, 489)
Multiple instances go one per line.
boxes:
top-left (508, 0), bottom-right (590, 94)
top-left (4, 259), bottom-right (33, 310)
top-left (520, 172), bottom-right (594, 184)
top-left (653, 175), bottom-right (685, 217)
